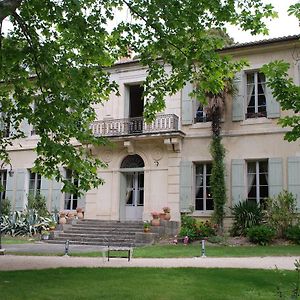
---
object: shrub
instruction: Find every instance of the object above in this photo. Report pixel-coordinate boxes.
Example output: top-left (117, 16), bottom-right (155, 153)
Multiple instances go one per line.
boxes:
top-left (179, 215), bottom-right (217, 241)
top-left (231, 201), bottom-right (263, 236)
top-left (197, 221), bottom-right (217, 239)
top-left (179, 214), bottom-right (198, 241)
top-left (247, 225), bottom-right (276, 245)
top-left (27, 194), bottom-right (49, 217)
top-left (0, 198), bottom-right (11, 215)
top-left (285, 225), bottom-right (300, 244)
top-left (265, 191), bottom-right (297, 238)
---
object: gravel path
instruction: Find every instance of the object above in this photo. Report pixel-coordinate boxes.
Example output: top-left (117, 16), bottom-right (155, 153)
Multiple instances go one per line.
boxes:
top-left (0, 255), bottom-right (298, 271)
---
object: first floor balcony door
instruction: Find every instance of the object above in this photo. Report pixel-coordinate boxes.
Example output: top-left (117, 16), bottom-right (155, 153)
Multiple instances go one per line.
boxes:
top-left (125, 172), bottom-right (144, 221)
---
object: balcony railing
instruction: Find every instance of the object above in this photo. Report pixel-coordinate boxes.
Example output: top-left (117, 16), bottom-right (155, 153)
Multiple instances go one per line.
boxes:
top-left (91, 114), bottom-right (179, 137)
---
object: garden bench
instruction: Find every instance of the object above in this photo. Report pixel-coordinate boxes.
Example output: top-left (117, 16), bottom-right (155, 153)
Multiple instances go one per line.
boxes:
top-left (107, 246), bottom-right (133, 262)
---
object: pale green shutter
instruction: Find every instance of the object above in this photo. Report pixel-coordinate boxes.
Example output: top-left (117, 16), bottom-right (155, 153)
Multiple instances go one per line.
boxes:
top-left (180, 161), bottom-right (193, 212)
top-left (40, 176), bottom-right (51, 202)
top-left (268, 158), bottom-right (283, 197)
top-left (119, 173), bottom-right (127, 221)
top-left (51, 179), bottom-right (62, 211)
top-left (5, 171), bottom-right (15, 207)
top-left (266, 80), bottom-right (280, 118)
top-left (181, 82), bottom-right (193, 125)
top-left (21, 119), bottom-right (31, 137)
top-left (231, 159), bottom-right (245, 206)
top-left (15, 169), bottom-right (26, 211)
top-left (288, 157), bottom-right (300, 209)
top-left (232, 72), bottom-right (245, 121)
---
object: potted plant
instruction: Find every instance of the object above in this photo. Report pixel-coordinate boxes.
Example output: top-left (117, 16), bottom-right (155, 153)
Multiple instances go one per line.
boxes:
top-left (41, 230), bottom-right (50, 240)
top-left (143, 221), bottom-right (151, 233)
top-left (163, 207), bottom-right (171, 221)
top-left (151, 211), bottom-right (160, 226)
top-left (76, 207), bottom-right (84, 219)
top-left (59, 211), bottom-right (67, 224)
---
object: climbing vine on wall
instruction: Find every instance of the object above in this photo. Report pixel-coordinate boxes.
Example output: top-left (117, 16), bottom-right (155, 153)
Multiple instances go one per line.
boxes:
top-left (210, 136), bottom-right (226, 230)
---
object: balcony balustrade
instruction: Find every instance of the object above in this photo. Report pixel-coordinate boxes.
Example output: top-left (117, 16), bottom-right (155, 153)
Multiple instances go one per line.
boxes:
top-left (91, 114), bottom-right (179, 137)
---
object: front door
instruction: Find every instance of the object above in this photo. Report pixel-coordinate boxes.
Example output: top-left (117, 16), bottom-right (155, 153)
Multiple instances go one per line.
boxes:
top-left (125, 172), bottom-right (144, 220)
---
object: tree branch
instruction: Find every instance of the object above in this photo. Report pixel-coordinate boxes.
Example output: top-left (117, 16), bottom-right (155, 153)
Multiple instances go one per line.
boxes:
top-left (11, 11), bottom-right (46, 100)
top-left (121, 0), bottom-right (189, 60)
top-left (0, 0), bottom-right (23, 22)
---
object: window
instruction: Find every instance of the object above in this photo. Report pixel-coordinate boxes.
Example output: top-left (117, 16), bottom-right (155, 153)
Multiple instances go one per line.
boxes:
top-left (247, 160), bottom-right (268, 207)
top-left (28, 171), bottom-right (41, 196)
top-left (0, 170), bottom-right (7, 200)
top-left (246, 71), bottom-right (267, 118)
top-left (64, 169), bottom-right (79, 210)
top-left (195, 104), bottom-right (211, 123)
top-left (195, 163), bottom-right (213, 211)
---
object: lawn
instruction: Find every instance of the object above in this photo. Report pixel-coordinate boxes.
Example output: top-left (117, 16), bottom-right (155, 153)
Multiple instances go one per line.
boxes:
top-left (0, 268), bottom-right (296, 300)
top-left (133, 244), bottom-right (300, 258)
top-left (5, 243), bottom-right (300, 258)
top-left (2, 236), bottom-right (37, 244)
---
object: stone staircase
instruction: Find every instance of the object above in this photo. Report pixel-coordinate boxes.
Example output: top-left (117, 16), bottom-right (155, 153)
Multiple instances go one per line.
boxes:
top-left (47, 219), bottom-right (156, 247)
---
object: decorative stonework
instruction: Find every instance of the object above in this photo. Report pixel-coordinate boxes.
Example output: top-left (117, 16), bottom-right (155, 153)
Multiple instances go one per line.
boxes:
top-left (151, 146), bottom-right (164, 161)
top-left (102, 150), bottom-right (113, 163)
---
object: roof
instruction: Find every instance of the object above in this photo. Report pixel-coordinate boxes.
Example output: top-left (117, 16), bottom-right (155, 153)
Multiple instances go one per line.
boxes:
top-left (220, 34), bottom-right (300, 51)
top-left (113, 34), bottom-right (300, 67)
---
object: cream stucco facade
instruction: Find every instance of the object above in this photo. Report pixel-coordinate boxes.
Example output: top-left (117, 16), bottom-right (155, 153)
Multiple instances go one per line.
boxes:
top-left (2, 35), bottom-right (300, 223)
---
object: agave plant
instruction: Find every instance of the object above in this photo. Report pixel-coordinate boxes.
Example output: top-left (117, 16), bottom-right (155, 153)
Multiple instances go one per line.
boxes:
top-left (231, 201), bottom-right (263, 236)
top-left (0, 209), bottom-right (54, 236)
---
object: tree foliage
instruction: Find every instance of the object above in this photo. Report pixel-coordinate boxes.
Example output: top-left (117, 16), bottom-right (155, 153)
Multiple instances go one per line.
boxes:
top-left (0, 0), bottom-right (277, 193)
top-left (261, 5), bottom-right (300, 142)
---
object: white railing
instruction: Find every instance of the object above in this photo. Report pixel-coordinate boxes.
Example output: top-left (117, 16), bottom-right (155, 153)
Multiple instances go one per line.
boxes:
top-left (91, 114), bottom-right (179, 137)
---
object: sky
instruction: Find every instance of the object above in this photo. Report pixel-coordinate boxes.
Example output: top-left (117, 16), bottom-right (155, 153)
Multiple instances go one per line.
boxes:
top-left (227, 0), bottom-right (300, 42)
top-left (2, 0), bottom-right (299, 43)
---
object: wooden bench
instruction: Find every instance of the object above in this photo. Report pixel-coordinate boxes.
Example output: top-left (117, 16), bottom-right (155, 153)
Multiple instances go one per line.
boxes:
top-left (107, 246), bottom-right (133, 262)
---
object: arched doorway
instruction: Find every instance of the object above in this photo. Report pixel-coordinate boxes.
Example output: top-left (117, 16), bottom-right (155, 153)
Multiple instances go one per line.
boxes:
top-left (120, 154), bottom-right (144, 221)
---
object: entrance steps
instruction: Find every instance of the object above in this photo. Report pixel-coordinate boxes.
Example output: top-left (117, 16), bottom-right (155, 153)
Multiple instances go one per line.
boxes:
top-left (48, 219), bottom-right (157, 247)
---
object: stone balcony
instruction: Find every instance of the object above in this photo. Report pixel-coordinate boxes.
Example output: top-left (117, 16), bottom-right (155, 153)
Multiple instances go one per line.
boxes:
top-left (91, 114), bottom-right (180, 138)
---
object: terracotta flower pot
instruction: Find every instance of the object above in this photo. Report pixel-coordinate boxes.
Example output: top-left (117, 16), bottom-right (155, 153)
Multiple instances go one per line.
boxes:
top-left (165, 212), bottom-right (171, 221)
top-left (151, 218), bottom-right (160, 226)
top-left (159, 212), bottom-right (166, 220)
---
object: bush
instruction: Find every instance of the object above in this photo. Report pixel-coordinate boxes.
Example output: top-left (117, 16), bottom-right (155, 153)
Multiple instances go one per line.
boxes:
top-left (198, 221), bottom-right (217, 239)
top-left (179, 214), bottom-right (198, 241)
top-left (265, 191), bottom-right (297, 238)
top-left (179, 215), bottom-right (217, 241)
top-left (231, 201), bottom-right (263, 236)
top-left (27, 194), bottom-right (49, 217)
top-left (247, 225), bottom-right (276, 245)
top-left (0, 198), bottom-right (11, 215)
top-left (285, 225), bottom-right (300, 244)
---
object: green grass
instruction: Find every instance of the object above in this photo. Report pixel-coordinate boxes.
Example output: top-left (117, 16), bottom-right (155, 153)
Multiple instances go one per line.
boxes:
top-left (0, 268), bottom-right (296, 300)
top-left (2, 236), bottom-right (37, 244)
top-left (5, 244), bottom-right (300, 258)
top-left (133, 244), bottom-right (300, 258)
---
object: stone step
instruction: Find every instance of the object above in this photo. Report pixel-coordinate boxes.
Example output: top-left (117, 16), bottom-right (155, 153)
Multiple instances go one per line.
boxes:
top-left (54, 237), bottom-right (135, 244)
top-left (71, 223), bottom-right (143, 229)
top-left (64, 228), bottom-right (143, 234)
top-left (58, 233), bottom-right (136, 239)
top-left (46, 240), bottom-right (147, 247)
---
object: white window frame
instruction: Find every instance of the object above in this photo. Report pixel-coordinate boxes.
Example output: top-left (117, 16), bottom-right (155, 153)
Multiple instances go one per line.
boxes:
top-left (195, 163), bottom-right (213, 211)
top-left (246, 160), bottom-right (268, 206)
top-left (28, 170), bottom-right (41, 196)
top-left (0, 170), bottom-right (7, 200)
top-left (246, 71), bottom-right (267, 118)
top-left (64, 169), bottom-right (79, 210)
